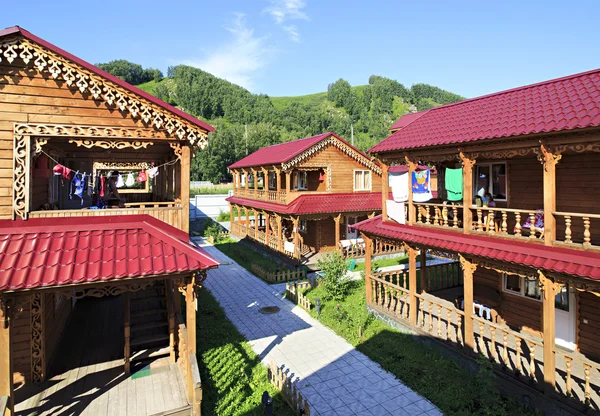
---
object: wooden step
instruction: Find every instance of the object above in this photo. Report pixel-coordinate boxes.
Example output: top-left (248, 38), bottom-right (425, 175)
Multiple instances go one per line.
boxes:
top-left (132, 320), bottom-right (169, 332)
top-left (131, 346), bottom-right (171, 362)
top-left (131, 307), bottom-right (168, 319)
top-left (131, 333), bottom-right (169, 348)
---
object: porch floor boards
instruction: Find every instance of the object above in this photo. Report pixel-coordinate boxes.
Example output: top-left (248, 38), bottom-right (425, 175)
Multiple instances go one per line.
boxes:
top-left (373, 289), bottom-right (600, 410)
top-left (15, 296), bottom-right (189, 416)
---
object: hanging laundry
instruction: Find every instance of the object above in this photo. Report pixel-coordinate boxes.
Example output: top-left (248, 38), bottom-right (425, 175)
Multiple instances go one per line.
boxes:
top-left (412, 170), bottom-right (433, 202)
top-left (147, 166), bottom-right (159, 178)
top-left (318, 169), bottom-right (325, 181)
top-left (125, 172), bottom-right (135, 187)
top-left (137, 170), bottom-right (148, 182)
top-left (69, 171), bottom-right (79, 201)
top-left (116, 174), bottom-right (124, 188)
top-left (53, 164), bottom-right (72, 179)
top-left (73, 173), bottom-right (86, 205)
top-left (87, 177), bottom-right (93, 197)
top-left (445, 168), bottom-right (463, 201)
top-left (389, 172), bottom-right (408, 202)
top-left (100, 175), bottom-right (105, 197)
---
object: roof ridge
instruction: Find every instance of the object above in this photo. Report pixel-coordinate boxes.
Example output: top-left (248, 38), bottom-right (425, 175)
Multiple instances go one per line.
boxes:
top-left (425, 67), bottom-right (600, 113)
top-left (263, 132), bottom-right (331, 149)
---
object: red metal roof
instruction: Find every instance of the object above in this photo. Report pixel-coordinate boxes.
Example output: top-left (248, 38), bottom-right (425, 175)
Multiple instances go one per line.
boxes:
top-left (353, 216), bottom-right (600, 280)
top-left (388, 110), bottom-right (429, 131)
top-left (0, 26), bottom-right (214, 133)
top-left (228, 132), bottom-right (376, 169)
top-left (0, 215), bottom-right (219, 292)
top-left (371, 68), bottom-right (600, 154)
top-left (227, 192), bottom-right (383, 215)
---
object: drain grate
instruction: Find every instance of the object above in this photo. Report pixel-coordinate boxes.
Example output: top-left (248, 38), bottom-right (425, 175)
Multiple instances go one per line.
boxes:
top-left (258, 306), bottom-right (280, 314)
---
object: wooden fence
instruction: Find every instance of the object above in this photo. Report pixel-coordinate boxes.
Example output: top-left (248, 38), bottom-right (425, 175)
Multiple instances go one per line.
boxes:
top-left (251, 264), bottom-right (307, 283)
top-left (268, 361), bottom-right (311, 415)
top-left (285, 278), bottom-right (318, 312)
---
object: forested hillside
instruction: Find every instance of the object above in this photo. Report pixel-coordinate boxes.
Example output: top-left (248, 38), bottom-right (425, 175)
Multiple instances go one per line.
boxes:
top-left (99, 60), bottom-right (465, 182)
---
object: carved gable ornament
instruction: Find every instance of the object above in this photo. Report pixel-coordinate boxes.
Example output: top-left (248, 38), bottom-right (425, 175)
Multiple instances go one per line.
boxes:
top-left (0, 35), bottom-right (209, 147)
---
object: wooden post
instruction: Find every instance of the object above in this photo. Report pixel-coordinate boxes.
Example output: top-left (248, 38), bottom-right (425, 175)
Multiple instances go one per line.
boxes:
top-left (293, 217), bottom-right (300, 259)
top-left (265, 212), bottom-right (270, 235)
top-left (181, 146), bottom-right (191, 234)
top-left (460, 152), bottom-right (476, 234)
top-left (381, 162), bottom-right (389, 222)
top-left (186, 276), bottom-right (197, 355)
top-left (363, 234), bottom-right (373, 305)
top-left (540, 272), bottom-right (557, 391)
top-left (165, 280), bottom-right (176, 364)
top-left (252, 168), bottom-right (258, 192)
top-left (245, 207), bottom-right (250, 229)
top-left (459, 255), bottom-right (476, 350)
top-left (244, 169), bottom-right (249, 191)
top-left (420, 248), bottom-right (427, 293)
top-left (406, 157), bottom-right (417, 225)
top-left (123, 292), bottom-right (131, 375)
top-left (285, 171), bottom-right (291, 193)
top-left (541, 144), bottom-right (561, 246)
top-left (334, 214), bottom-right (341, 249)
top-left (275, 167), bottom-right (281, 193)
top-left (229, 204), bottom-right (234, 232)
top-left (276, 215), bottom-right (283, 252)
top-left (255, 211), bottom-right (259, 233)
top-left (408, 246), bottom-right (418, 326)
top-left (0, 300), bottom-right (14, 415)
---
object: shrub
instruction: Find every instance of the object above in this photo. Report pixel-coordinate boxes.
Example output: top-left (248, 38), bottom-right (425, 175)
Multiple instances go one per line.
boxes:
top-left (317, 251), bottom-right (353, 301)
top-left (205, 221), bottom-right (226, 244)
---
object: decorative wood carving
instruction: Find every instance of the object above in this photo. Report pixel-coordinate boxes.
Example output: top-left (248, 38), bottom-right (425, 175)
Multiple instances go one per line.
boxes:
top-left (458, 151), bottom-right (476, 169)
top-left (1, 37), bottom-right (209, 147)
top-left (297, 163), bottom-right (332, 192)
top-left (170, 142), bottom-right (183, 161)
top-left (17, 123), bottom-right (164, 140)
top-left (33, 138), bottom-right (48, 154)
top-left (30, 293), bottom-right (45, 383)
top-left (537, 271), bottom-right (563, 299)
top-left (68, 139), bottom-right (153, 150)
top-left (458, 254), bottom-right (477, 274)
top-left (282, 135), bottom-right (382, 174)
top-left (93, 161), bottom-right (153, 171)
top-left (536, 142), bottom-right (562, 171)
top-left (474, 257), bottom-right (537, 279)
top-left (13, 134), bottom-right (30, 220)
top-left (58, 281), bottom-right (156, 300)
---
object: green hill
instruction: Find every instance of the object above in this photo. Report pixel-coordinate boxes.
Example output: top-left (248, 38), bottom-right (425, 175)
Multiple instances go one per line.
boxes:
top-left (97, 61), bottom-right (465, 182)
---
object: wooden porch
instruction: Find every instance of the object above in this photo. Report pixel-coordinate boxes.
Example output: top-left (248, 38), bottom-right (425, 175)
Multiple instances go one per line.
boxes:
top-left (14, 296), bottom-right (189, 416)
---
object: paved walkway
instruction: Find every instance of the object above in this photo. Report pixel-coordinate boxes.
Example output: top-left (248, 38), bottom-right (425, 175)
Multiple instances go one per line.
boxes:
top-left (195, 238), bottom-right (442, 416)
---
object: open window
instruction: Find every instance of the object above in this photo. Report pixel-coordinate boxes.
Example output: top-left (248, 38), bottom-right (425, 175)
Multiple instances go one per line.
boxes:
top-left (354, 170), bottom-right (372, 191)
top-left (502, 273), bottom-right (540, 300)
top-left (268, 172), bottom-right (277, 190)
top-left (293, 171), bottom-right (308, 190)
top-left (474, 163), bottom-right (507, 201)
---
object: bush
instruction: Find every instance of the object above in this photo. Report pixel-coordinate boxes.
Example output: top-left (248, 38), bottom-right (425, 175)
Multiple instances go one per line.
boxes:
top-left (205, 222), bottom-right (226, 243)
top-left (317, 251), bottom-right (353, 301)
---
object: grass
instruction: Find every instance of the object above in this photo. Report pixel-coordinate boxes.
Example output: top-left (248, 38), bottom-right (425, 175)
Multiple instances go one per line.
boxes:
top-left (213, 238), bottom-right (288, 274)
top-left (196, 288), bottom-right (294, 415)
top-left (301, 281), bottom-right (540, 416)
top-left (352, 254), bottom-right (410, 272)
top-left (190, 184), bottom-right (233, 196)
top-left (269, 85), bottom-right (366, 111)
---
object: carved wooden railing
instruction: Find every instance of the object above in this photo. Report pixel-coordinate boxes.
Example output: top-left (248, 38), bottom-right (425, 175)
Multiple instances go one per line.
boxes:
top-left (424, 262), bottom-right (463, 292)
top-left (176, 313), bottom-right (202, 415)
top-left (341, 240), bottom-right (403, 258)
top-left (469, 207), bottom-right (544, 240)
top-left (554, 212), bottom-right (600, 249)
top-left (268, 361), bottom-right (311, 415)
top-left (236, 188), bottom-right (248, 198)
top-left (369, 272), bottom-right (411, 321)
top-left (256, 230), bottom-right (267, 245)
top-left (255, 190), bottom-right (265, 200)
top-left (416, 203), bottom-right (463, 229)
top-left (286, 278), bottom-right (317, 311)
top-left (554, 348), bottom-right (600, 406)
top-left (278, 191), bottom-right (287, 204)
top-left (252, 264), bottom-right (307, 283)
top-left (30, 204), bottom-right (184, 230)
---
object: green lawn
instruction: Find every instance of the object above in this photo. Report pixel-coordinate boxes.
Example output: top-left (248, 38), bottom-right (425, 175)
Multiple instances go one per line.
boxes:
top-left (196, 288), bottom-right (294, 415)
top-left (352, 254), bottom-right (411, 272)
top-left (301, 281), bottom-right (540, 416)
top-left (214, 238), bottom-right (287, 274)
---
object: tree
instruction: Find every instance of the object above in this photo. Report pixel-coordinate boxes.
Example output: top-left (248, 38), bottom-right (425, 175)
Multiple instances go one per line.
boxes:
top-left (97, 60), bottom-right (163, 85)
top-left (327, 79), bottom-right (352, 108)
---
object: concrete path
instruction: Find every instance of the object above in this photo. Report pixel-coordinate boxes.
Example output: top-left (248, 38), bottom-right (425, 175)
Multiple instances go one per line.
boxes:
top-left (194, 238), bottom-right (442, 416)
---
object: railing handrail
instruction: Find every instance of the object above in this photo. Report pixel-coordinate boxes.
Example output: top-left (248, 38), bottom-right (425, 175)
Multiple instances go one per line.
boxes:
top-left (415, 293), bottom-right (465, 316)
top-left (468, 206), bottom-right (541, 214)
top-left (370, 275), bottom-right (406, 291)
top-left (472, 315), bottom-right (543, 346)
top-left (553, 346), bottom-right (600, 369)
top-left (414, 202), bottom-right (464, 208)
top-left (31, 205), bottom-right (182, 215)
top-left (553, 211), bottom-right (600, 220)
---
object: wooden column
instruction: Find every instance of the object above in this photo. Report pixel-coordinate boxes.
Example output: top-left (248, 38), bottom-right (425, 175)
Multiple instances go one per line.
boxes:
top-left (419, 249), bottom-right (427, 293)
top-left (459, 255), bottom-right (476, 350)
top-left (245, 207), bottom-right (249, 229)
top-left (275, 167), bottom-right (281, 192)
top-left (244, 169), bottom-right (249, 191)
top-left (292, 217), bottom-right (300, 259)
top-left (334, 214), bottom-right (341, 248)
top-left (186, 276), bottom-right (198, 355)
top-left (252, 169), bottom-right (258, 192)
top-left (123, 292), bottom-right (131, 375)
top-left (363, 234), bottom-right (373, 305)
top-left (285, 171), bottom-right (291, 193)
top-left (459, 152), bottom-right (476, 234)
top-left (406, 157), bottom-right (417, 225)
top-left (262, 168), bottom-right (269, 200)
top-left (276, 215), bottom-right (283, 252)
top-left (0, 300), bottom-right (14, 415)
top-left (540, 272), bottom-right (557, 391)
top-left (229, 204), bottom-right (234, 234)
top-left (381, 162), bottom-right (390, 222)
top-left (255, 211), bottom-right (259, 233)
top-left (265, 212), bottom-right (270, 235)
top-left (181, 146), bottom-right (191, 234)
top-left (408, 246), bottom-right (418, 326)
top-left (165, 280), bottom-right (176, 363)
top-left (540, 144), bottom-right (561, 246)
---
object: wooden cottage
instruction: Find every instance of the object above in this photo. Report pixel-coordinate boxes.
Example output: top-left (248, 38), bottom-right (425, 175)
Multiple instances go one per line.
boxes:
top-left (354, 68), bottom-right (600, 413)
top-left (227, 132), bottom-right (401, 263)
top-left (0, 27), bottom-right (219, 416)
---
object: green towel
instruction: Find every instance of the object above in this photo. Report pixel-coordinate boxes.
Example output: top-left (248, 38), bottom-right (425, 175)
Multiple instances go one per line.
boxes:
top-left (445, 168), bottom-right (463, 201)
top-left (347, 259), bottom-right (357, 271)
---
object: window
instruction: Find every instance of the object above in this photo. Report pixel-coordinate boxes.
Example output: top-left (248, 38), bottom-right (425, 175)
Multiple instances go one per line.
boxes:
top-left (555, 285), bottom-right (570, 311)
top-left (293, 171), bottom-right (308, 190)
top-left (268, 172), bottom-right (277, 190)
top-left (474, 163), bottom-right (507, 201)
top-left (502, 273), bottom-right (540, 300)
top-left (354, 170), bottom-right (372, 191)
top-left (299, 219), bottom-right (307, 233)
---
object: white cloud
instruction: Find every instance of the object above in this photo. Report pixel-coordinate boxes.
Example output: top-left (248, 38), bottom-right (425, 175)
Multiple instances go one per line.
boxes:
top-left (264, 0), bottom-right (308, 42)
top-left (182, 14), bottom-right (271, 91)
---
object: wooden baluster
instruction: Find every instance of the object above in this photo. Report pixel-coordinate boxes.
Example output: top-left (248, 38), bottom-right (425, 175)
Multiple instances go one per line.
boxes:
top-left (529, 212), bottom-right (537, 239)
top-left (437, 305), bottom-right (443, 338)
top-left (371, 280), bottom-right (376, 304)
top-left (502, 331), bottom-right (509, 368)
top-left (446, 308), bottom-right (453, 342)
top-left (583, 217), bottom-right (591, 247)
top-left (434, 208), bottom-right (440, 226)
top-left (457, 315), bottom-right (463, 346)
top-left (420, 299), bottom-right (425, 329)
top-left (417, 206), bottom-right (422, 224)
top-left (564, 215), bottom-right (572, 244)
top-left (443, 206), bottom-right (449, 227)
top-left (426, 206), bottom-right (431, 225)
top-left (584, 364), bottom-right (591, 404)
top-left (429, 301), bottom-right (434, 332)
top-left (487, 211), bottom-right (495, 234)
top-left (528, 340), bottom-right (536, 381)
top-left (490, 327), bottom-right (497, 362)
top-left (478, 320), bottom-right (485, 355)
top-left (515, 212), bottom-right (522, 237)
top-left (477, 209), bottom-right (483, 231)
top-left (564, 356), bottom-right (572, 397)
top-left (453, 206), bottom-right (459, 228)
top-left (515, 337), bottom-right (523, 375)
top-left (501, 211), bottom-right (508, 234)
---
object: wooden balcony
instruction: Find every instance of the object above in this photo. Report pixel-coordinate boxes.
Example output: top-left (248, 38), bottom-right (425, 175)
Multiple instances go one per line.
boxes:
top-left (29, 201), bottom-right (185, 232)
top-left (233, 188), bottom-right (325, 205)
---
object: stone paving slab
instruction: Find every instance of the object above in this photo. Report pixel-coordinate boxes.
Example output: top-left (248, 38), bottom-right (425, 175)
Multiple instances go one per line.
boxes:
top-left (193, 238), bottom-right (442, 416)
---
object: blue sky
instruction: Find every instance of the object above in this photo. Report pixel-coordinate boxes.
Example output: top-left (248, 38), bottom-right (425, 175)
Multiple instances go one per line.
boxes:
top-left (2, 0), bottom-right (599, 98)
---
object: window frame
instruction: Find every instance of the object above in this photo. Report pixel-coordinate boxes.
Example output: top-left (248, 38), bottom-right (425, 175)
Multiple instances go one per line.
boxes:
top-left (299, 219), bottom-right (307, 233)
top-left (354, 169), bottom-right (372, 191)
top-left (294, 171), bottom-right (308, 190)
top-left (473, 162), bottom-right (508, 202)
top-left (502, 273), bottom-right (541, 302)
top-left (268, 172), bottom-right (277, 190)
